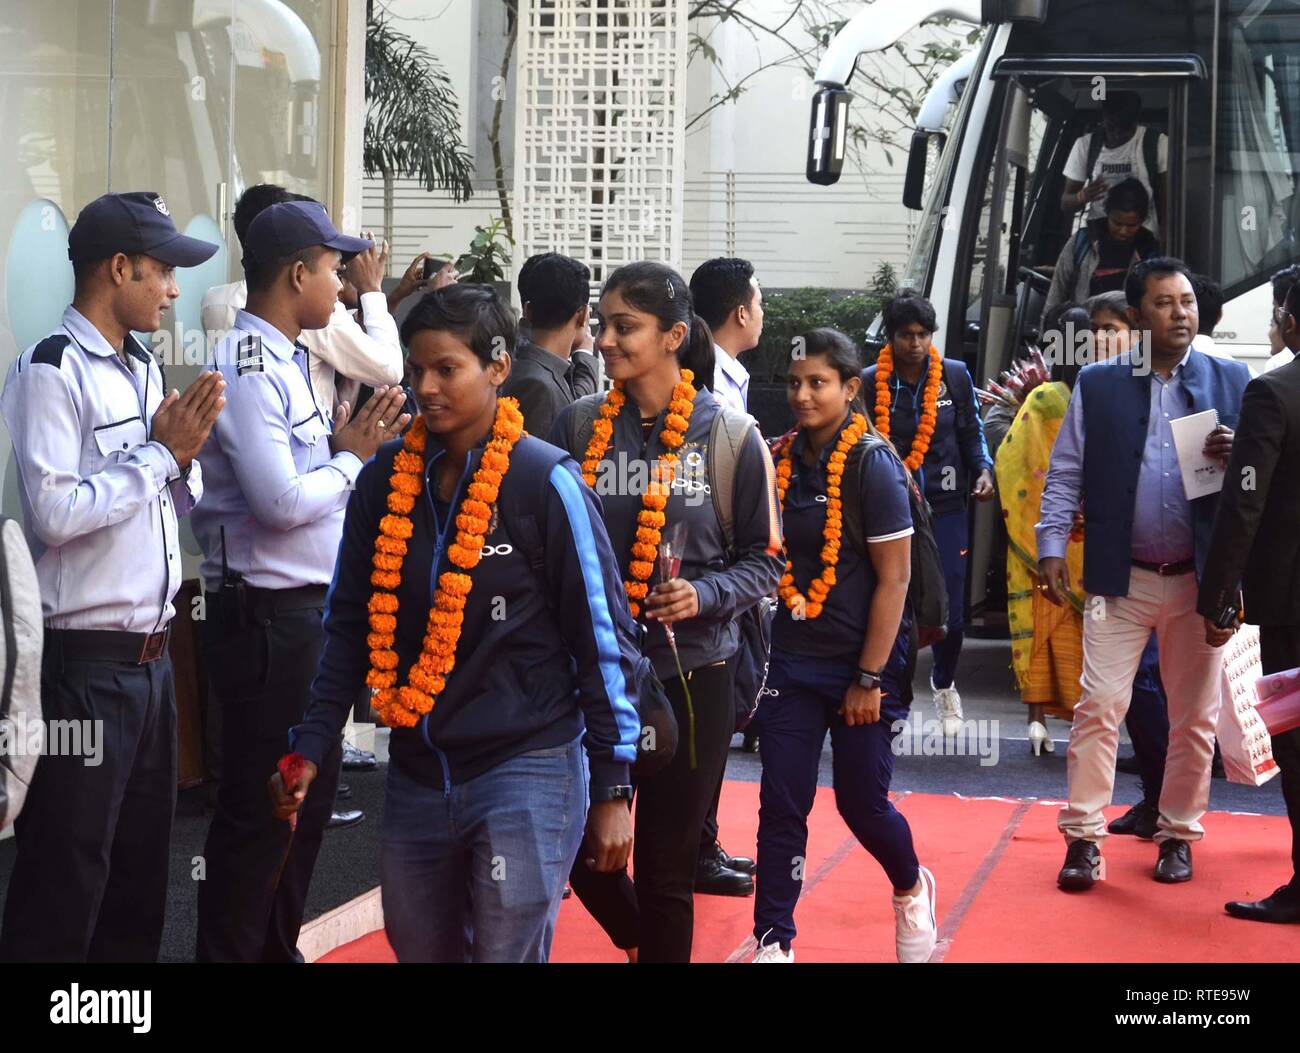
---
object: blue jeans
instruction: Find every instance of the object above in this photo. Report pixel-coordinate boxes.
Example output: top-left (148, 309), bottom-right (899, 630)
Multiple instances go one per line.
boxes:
top-left (753, 639), bottom-right (919, 948)
top-left (930, 509), bottom-right (968, 689)
top-left (379, 737), bottom-right (587, 962)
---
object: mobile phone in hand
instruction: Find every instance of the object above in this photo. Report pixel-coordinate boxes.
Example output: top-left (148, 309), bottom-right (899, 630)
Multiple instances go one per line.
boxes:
top-left (422, 256), bottom-right (437, 282)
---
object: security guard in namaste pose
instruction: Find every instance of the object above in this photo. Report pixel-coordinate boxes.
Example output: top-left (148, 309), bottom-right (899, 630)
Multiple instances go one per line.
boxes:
top-left (0, 191), bottom-right (224, 962)
top-left (191, 201), bottom-right (408, 962)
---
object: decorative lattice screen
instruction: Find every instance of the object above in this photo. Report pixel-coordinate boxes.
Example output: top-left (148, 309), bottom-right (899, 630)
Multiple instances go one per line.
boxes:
top-left (512, 0), bottom-right (688, 292)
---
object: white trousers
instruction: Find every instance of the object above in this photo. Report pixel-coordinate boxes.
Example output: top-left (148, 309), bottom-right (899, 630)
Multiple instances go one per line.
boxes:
top-left (1058, 567), bottom-right (1224, 845)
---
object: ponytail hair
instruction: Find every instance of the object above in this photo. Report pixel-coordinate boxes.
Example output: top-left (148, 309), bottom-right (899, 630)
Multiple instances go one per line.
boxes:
top-left (602, 261), bottom-right (716, 390)
top-left (684, 313), bottom-right (716, 391)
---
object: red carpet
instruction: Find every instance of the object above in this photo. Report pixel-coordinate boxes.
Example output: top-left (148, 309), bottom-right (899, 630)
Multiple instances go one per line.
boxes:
top-left (318, 782), bottom-right (1299, 963)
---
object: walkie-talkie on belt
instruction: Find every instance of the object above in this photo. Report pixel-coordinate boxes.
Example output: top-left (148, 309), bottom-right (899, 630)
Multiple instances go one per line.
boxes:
top-left (219, 525), bottom-right (247, 630)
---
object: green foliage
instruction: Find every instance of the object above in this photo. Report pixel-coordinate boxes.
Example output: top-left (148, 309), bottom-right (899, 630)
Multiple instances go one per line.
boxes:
top-left (743, 288), bottom-right (883, 383)
top-left (871, 262), bottom-right (898, 298)
top-left (365, 11), bottom-right (475, 200)
top-left (455, 217), bottom-right (513, 284)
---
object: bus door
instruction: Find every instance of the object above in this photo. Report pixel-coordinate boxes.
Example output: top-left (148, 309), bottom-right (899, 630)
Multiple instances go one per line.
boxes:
top-left (959, 56), bottom-right (1206, 624)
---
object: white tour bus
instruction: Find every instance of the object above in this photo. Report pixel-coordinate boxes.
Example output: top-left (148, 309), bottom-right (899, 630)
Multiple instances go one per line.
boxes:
top-left (806, 0), bottom-right (1300, 624)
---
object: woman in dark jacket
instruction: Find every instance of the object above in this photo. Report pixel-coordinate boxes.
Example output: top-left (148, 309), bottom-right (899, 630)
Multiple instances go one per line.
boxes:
top-left (753, 329), bottom-right (936, 964)
top-left (861, 292), bottom-right (994, 737)
top-left (552, 260), bottom-right (784, 963)
top-left (273, 285), bottom-right (641, 962)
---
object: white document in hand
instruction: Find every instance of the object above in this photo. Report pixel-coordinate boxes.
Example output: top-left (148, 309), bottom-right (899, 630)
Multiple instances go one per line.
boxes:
top-left (1169, 408), bottom-right (1223, 498)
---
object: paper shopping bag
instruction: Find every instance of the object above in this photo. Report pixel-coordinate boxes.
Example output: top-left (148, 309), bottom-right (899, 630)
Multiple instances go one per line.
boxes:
top-left (1218, 625), bottom-right (1280, 787)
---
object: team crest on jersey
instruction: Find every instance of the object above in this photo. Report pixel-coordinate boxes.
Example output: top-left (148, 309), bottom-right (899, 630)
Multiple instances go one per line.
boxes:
top-left (153, 196), bottom-right (170, 216)
top-left (936, 379), bottom-right (948, 399)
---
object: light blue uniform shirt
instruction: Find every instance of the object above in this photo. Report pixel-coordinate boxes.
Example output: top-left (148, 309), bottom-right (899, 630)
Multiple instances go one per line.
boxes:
top-left (0, 306), bottom-right (201, 632)
top-left (1037, 347), bottom-right (1196, 564)
top-left (191, 309), bottom-right (362, 590)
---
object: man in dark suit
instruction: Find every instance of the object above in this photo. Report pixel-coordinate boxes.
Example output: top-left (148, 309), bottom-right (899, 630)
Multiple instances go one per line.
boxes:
top-left (1197, 282), bottom-right (1300, 924)
top-left (503, 253), bottom-right (597, 435)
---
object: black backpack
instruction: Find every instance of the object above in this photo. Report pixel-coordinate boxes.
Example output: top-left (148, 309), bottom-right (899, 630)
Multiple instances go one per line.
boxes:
top-left (842, 436), bottom-right (949, 649)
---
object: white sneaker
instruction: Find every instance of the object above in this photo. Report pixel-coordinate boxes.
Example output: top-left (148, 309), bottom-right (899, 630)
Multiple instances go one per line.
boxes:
top-left (752, 935), bottom-right (795, 963)
top-left (892, 865), bottom-right (937, 963)
top-left (932, 680), bottom-right (964, 737)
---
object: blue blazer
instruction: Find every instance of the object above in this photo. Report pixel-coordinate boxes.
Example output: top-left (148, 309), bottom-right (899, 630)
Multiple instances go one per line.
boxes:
top-left (1077, 347), bottom-right (1251, 597)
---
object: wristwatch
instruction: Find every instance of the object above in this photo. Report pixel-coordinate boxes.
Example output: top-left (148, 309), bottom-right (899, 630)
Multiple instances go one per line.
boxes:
top-left (593, 784), bottom-right (633, 802)
top-left (856, 668), bottom-right (882, 691)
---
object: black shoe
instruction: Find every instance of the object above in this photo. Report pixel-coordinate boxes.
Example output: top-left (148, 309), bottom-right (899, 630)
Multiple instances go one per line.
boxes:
top-left (1225, 884), bottom-right (1300, 924)
top-left (562, 885), bottom-right (573, 900)
top-left (708, 841), bottom-right (755, 874)
top-left (327, 808), bottom-right (365, 830)
top-left (694, 855), bottom-right (755, 897)
top-left (342, 742), bottom-right (379, 772)
top-left (1057, 840), bottom-right (1100, 891)
top-left (1108, 800), bottom-right (1158, 839)
top-left (1154, 839), bottom-right (1193, 883)
top-left (741, 728), bottom-right (760, 753)
top-left (1114, 753), bottom-right (1141, 776)
top-left (336, 781), bottom-right (353, 800)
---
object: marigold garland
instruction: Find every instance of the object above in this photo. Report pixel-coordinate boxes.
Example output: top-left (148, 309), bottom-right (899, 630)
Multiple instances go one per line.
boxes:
top-left (580, 369), bottom-right (696, 617)
top-left (775, 412), bottom-right (867, 620)
top-left (874, 344), bottom-right (942, 472)
top-left (364, 398), bottom-right (525, 728)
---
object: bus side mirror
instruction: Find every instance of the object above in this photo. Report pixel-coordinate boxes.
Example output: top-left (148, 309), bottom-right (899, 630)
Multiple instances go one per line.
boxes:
top-left (904, 130), bottom-right (936, 211)
top-left (807, 87), bottom-right (852, 186)
top-left (981, 0), bottom-right (1047, 22)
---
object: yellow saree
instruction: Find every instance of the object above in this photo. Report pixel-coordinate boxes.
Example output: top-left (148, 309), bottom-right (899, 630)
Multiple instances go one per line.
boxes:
top-left (994, 382), bottom-right (1086, 719)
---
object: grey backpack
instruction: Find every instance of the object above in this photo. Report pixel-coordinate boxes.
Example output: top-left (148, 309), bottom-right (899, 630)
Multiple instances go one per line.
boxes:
top-left (0, 516), bottom-right (43, 830)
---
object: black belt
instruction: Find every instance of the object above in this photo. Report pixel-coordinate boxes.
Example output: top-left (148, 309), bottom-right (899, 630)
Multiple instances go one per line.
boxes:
top-left (206, 583), bottom-right (328, 623)
top-left (1132, 558), bottom-right (1195, 577)
top-left (244, 583), bottom-right (328, 613)
top-left (46, 626), bottom-right (171, 665)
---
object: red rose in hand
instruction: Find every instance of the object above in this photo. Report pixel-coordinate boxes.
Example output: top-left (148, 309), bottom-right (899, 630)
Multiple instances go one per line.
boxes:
top-left (278, 752), bottom-right (309, 788)
top-left (277, 753), bottom-right (310, 830)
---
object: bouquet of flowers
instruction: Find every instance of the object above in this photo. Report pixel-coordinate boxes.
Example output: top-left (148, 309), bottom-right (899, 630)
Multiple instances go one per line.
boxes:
top-left (975, 348), bottom-right (1052, 409)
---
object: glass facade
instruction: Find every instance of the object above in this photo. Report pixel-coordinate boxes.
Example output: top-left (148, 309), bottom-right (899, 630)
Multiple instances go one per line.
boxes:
top-left (0, 0), bottom-right (339, 524)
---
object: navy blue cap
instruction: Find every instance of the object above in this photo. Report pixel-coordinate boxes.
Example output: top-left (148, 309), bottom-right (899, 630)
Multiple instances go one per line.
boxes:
top-left (242, 201), bottom-right (372, 270)
top-left (67, 191), bottom-right (219, 267)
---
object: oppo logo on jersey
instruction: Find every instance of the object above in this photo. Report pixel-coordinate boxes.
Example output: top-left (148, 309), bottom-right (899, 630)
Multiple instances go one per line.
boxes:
top-left (479, 543), bottom-right (514, 558)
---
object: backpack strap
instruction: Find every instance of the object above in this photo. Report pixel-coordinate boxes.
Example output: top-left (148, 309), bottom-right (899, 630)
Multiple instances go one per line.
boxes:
top-left (941, 358), bottom-right (974, 419)
top-left (1085, 128), bottom-right (1104, 184)
top-left (1072, 226), bottom-right (1094, 269)
top-left (708, 406), bottom-right (758, 560)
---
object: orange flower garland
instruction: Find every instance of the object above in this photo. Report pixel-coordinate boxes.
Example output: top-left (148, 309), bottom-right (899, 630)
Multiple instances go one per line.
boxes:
top-left (775, 412), bottom-right (868, 620)
top-left (365, 398), bottom-right (525, 728)
top-left (580, 369), bottom-right (696, 618)
top-left (874, 344), bottom-right (942, 471)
